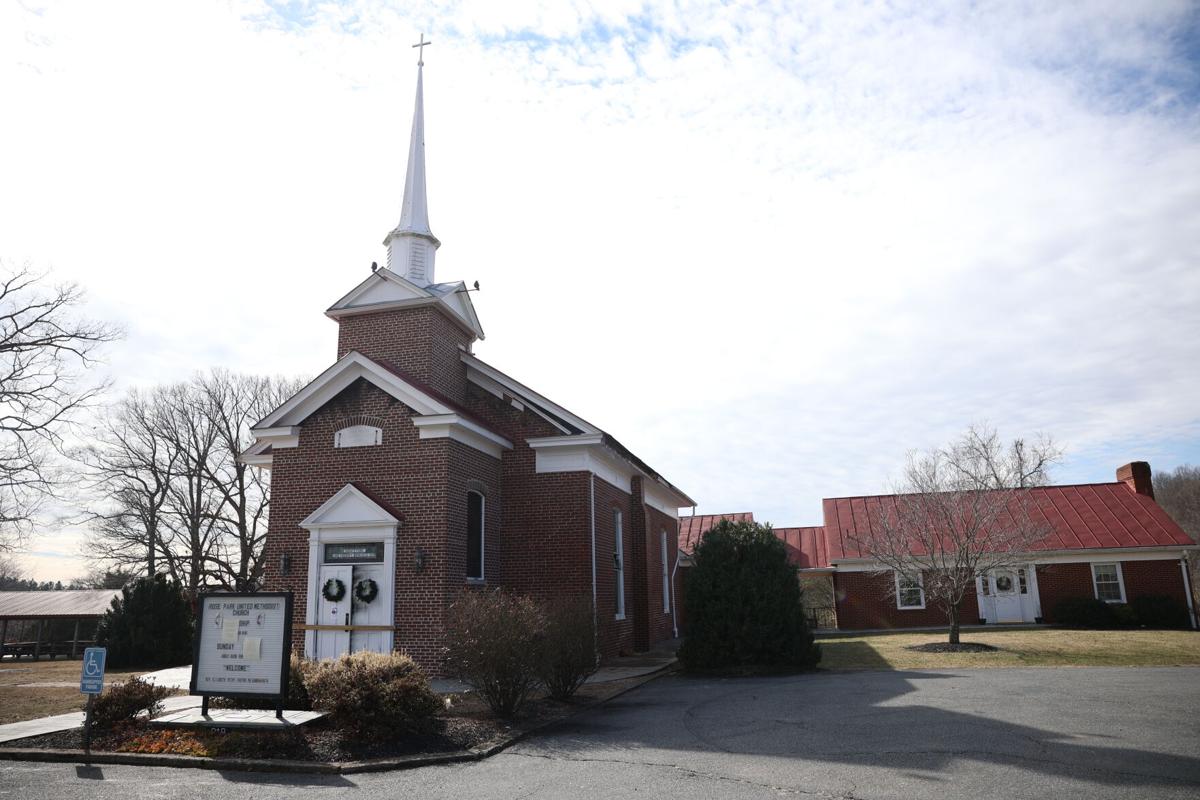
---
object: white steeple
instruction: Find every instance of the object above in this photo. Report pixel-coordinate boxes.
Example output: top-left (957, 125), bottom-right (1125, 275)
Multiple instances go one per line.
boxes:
top-left (384, 36), bottom-right (440, 287)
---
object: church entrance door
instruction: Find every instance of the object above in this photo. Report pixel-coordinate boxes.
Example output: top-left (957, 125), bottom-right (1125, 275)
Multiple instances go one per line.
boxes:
top-left (349, 562), bottom-right (388, 654)
top-left (316, 564), bottom-right (352, 660)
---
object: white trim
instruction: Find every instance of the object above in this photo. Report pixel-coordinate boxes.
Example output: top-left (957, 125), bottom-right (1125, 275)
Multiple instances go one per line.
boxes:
top-left (248, 351), bottom-right (511, 463)
top-left (894, 570), bottom-right (926, 610)
top-left (466, 490), bottom-right (485, 582)
top-left (833, 547), bottom-right (1194, 572)
top-left (529, 434), bottom-right (692, 511)
top-left (614, 508), bottom-right (626, 620)
top-left (301, 484), bottom-right (400, 530)
top-left (462, 354), bottom-right (600, 435)
top-left (412, 414), bottom-right (511, 459)
top-left (1090, 561), bottom-right (1127, 603)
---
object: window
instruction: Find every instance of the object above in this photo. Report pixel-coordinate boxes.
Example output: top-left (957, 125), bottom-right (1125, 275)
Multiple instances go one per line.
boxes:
top-left (979, 574), bottom-right (990, 596)
top-left (466, 491), bottom-right (484, 581)
top-left (613, 509), bottom-right (625, 619)
top-left (1018, 568), bottom-right (1028, 594)
top-left (895, 571), bottom-right (925, 609)
top-left (1091, 562), bottom-right (1125, 603)
top-left (660, 529), bottom-right (670, 614)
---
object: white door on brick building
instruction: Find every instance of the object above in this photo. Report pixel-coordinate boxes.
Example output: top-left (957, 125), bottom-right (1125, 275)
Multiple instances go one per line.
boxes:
top-left (300, 484), bottom-right (398, 660)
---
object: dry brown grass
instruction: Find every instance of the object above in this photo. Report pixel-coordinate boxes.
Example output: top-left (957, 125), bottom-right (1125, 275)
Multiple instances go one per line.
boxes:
top-left (0, 660), bottom-right (146, 725)
top-left (819, 628), bottom-right (1200, 671)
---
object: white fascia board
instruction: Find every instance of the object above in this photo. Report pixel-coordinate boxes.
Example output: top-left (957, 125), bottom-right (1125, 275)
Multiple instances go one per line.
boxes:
top-left (466, 368), bottom-right (566, 432)
top-left (326, 268), bottom-right (432, 313)
top-left (301, 483), bottom-right (400, 530)
top-left (830, 546), bottom-right (1197, 573)
top-left (240, 453), bottom-right (274, 469)
top-left (461, 355), bottom-right (600, 435)
top-left (326, 295), bottom-right (438, 319)
top-left (529, 436), bottom-right (691, 512)
top-left (412, 414), bottom-right (512, 459)
top-left (255, 351), bottom-right (450, 431)
top-left (251, 426), bottom-right (300, 449)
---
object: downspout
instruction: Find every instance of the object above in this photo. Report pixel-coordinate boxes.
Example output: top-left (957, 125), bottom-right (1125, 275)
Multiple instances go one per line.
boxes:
top-left (590, 474), bottom-right (598, 660)
top-left (1181, 555), bottom-right (1197, 630)
top-left (670, 504), bottom-right (697, 639)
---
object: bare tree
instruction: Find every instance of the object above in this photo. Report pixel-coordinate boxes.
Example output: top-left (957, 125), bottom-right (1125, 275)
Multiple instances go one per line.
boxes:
top-left (851, 425), bottom-right (1062, 644)
top-left (1153, 464), bottom-right (1200, 610)
top-left (78, 370), bottom-right (301, 594)
top-left (197, 370), bottom-right (303, 590)
top-left (0, 266), bottom-right (118, 551)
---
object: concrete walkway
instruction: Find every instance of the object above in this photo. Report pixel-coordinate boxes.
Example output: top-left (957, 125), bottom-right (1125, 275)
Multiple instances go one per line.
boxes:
top-left (0, 641), bottom-right (678, 744)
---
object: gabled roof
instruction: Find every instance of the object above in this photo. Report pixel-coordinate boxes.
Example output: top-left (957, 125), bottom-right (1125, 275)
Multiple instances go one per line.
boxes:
top-left (325, 268), bottom-right (484, 340)
top-left (0, 590), bottom-right (121, 620)
top-left (822, 482), bottom-right (1196, 561)
top-left (776, 527), bottom-right (830, 569)
top-left (678, 512), bottom-right (754, 554)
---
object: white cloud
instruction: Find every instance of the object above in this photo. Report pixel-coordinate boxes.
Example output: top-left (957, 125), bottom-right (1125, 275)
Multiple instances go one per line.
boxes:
top-left (2, 1), bottom-right (1198, 576)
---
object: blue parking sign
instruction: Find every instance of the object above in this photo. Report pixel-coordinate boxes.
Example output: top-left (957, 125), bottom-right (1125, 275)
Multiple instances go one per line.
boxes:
top-left (80, 647), bottom-right (107, 695)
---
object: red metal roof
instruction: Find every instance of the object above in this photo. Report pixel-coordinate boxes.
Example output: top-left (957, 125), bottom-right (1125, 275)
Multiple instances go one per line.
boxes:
top-left (822, 482), bottom-right (1195, 561)
top-left (677, 512), bottom-right (754, 554)
top-left (774, 527), bottom-right (831, 569)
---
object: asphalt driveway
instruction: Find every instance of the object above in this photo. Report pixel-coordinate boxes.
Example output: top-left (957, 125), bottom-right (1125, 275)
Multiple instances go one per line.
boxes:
top-left (2, 667), bottom-right (1198, 799)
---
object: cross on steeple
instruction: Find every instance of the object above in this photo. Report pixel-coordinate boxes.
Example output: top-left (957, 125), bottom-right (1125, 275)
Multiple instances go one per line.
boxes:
top-left (413, 33), bottom-right (432, 66)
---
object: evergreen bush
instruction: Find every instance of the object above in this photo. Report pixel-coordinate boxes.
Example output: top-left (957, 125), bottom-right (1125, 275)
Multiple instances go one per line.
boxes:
top-left (444, 589), bottom-right (545, 717)
top-left (95, 574), bottom-right (193, 668)
top-left (537, 595), bottom-right (598, 700)
top-left (678, 520), bottom-right (821, 671)
top-left (305, 651), bottom-right (440, 731)
top-left (1052, 597), bottom-right (1120, 628)
top-left (1130, 594), bottom-right (1191, 629)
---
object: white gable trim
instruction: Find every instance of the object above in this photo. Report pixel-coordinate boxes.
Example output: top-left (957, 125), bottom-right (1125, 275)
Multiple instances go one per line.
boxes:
top-left (412, 414), bottom-right (510, 459)
top-left (529, 434), bottom-right (688, 515)
top-left (463, 354), bottom-right (600, 435)
top-left (831, 547), bottom-right (1196, 572)
top-left (326, 268), bottom-right (433, 312)
top-left (301, 483), bottom-right (400, 530)
top-left (248, 351), bottom-right (511, 464)
top-left (325, 270), bottom-right (484, 340)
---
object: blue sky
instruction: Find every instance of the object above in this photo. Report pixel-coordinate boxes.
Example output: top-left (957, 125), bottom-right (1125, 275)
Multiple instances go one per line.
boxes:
top-left (2, 0), bottom-right (1198, 578)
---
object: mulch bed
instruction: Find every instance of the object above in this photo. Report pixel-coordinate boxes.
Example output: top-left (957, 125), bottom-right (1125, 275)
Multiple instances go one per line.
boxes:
top-left (0, 676), bottom-right (652, 764)
top-left (905, 642), bottom-right (1000, 654)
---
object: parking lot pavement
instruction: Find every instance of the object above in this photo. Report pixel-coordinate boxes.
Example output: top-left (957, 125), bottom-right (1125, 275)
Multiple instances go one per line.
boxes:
top-left (2, 667), bottom-right (1198, 800)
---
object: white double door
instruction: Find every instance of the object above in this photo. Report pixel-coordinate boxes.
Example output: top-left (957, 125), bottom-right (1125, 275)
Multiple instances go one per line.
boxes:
top-left (315, 562), bottom-right (389, 659)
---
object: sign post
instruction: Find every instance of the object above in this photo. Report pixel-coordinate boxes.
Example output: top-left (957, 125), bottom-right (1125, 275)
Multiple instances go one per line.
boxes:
top-left (79, 646), bottom-right (107, 754)
top-left (190, 592), bottom-right (293, 718)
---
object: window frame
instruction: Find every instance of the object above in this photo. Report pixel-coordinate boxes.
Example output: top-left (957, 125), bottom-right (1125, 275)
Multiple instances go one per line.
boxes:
top-left (660, 529), bottom-right (670, 614)
top-left (613, 509), bottom-right (626, 620)
top-left (1090, 562), bottom-right (1126, 604)
top-left (466, 490), bottom-right (485, 582)
top-left (894, 570), bottom-right (926, 610)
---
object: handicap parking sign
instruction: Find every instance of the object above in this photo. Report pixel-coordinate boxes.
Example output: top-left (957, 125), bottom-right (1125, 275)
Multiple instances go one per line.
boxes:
top-left (79, 647), bottom-right (107, 695)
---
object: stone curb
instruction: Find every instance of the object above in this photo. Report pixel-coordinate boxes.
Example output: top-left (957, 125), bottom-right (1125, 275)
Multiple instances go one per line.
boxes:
top-left (0, 662), bottom-right (676, 775)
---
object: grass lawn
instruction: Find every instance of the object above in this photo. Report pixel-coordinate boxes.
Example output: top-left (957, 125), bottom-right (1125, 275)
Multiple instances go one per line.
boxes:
top-left (819, 628), bottom-right (1200, 670)
top-left (0, 659), bottom-right (147, 725)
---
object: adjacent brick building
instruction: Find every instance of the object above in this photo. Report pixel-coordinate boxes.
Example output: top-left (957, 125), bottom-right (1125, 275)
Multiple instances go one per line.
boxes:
top-left (679, 464), bottom-right (1198, 632)
top-left (245, 61), bottom-right (693, 673)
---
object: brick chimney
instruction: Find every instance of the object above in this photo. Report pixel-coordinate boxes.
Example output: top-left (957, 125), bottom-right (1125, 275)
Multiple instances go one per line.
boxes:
top-left (1116, 462), bottom-right (1154, 499)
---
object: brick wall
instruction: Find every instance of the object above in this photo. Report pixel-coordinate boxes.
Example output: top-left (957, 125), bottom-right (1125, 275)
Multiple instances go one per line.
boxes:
top-left (336, 305), bottom-right (472, 402)
top-left (261, 378), bottom-right (501, 672)
top-left (1037, 559), bottom-right (1187, 622)
top-left (833, 570), bottom-right (980, 629)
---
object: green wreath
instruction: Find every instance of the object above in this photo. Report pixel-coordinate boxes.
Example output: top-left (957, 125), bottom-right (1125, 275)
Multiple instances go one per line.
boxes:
top-left (354, 578), bottom-right (378, 605)
top-left (322, 577), bottom-right (346, 602)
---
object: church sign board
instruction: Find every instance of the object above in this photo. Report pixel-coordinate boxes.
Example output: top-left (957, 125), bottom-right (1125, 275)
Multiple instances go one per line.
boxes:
top-left (190, 592), bottom-right (293, 716)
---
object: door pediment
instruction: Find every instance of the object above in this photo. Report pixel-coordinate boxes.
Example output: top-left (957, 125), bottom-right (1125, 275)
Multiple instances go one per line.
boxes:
top-left (301, 484), bottom-right (400, 530)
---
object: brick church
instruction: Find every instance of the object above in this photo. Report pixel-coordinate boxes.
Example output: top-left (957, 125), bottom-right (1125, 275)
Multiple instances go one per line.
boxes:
top-left (246, 56), bottom-right (693, 673)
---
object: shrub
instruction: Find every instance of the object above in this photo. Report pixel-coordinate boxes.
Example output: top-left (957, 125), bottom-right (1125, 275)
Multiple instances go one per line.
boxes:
top-left (1052, 597), bottom-right (1119, 628)
top-left (304, 651), bottom-right (440, 732)
top-left (1130, 595), bottom-right (1191, 629)
top-left (538, 595), bottom-right (598, 701)
top-left (89, 677), bottom-right (172, 729)
top-left (445, 590), bottom-right (545, 717)
top-left (95, 574), bottom-right (193, 668)
top-left (679, 520), bottom-right (820, 671)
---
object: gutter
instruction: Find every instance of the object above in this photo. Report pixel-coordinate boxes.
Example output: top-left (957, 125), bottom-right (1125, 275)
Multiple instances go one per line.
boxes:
top-left (1181, 556), bottom-right (1198, 631)
top-left (670, 504), bottom-right (696, 639)
top-left (590, 474), bottom-right (599, 661)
